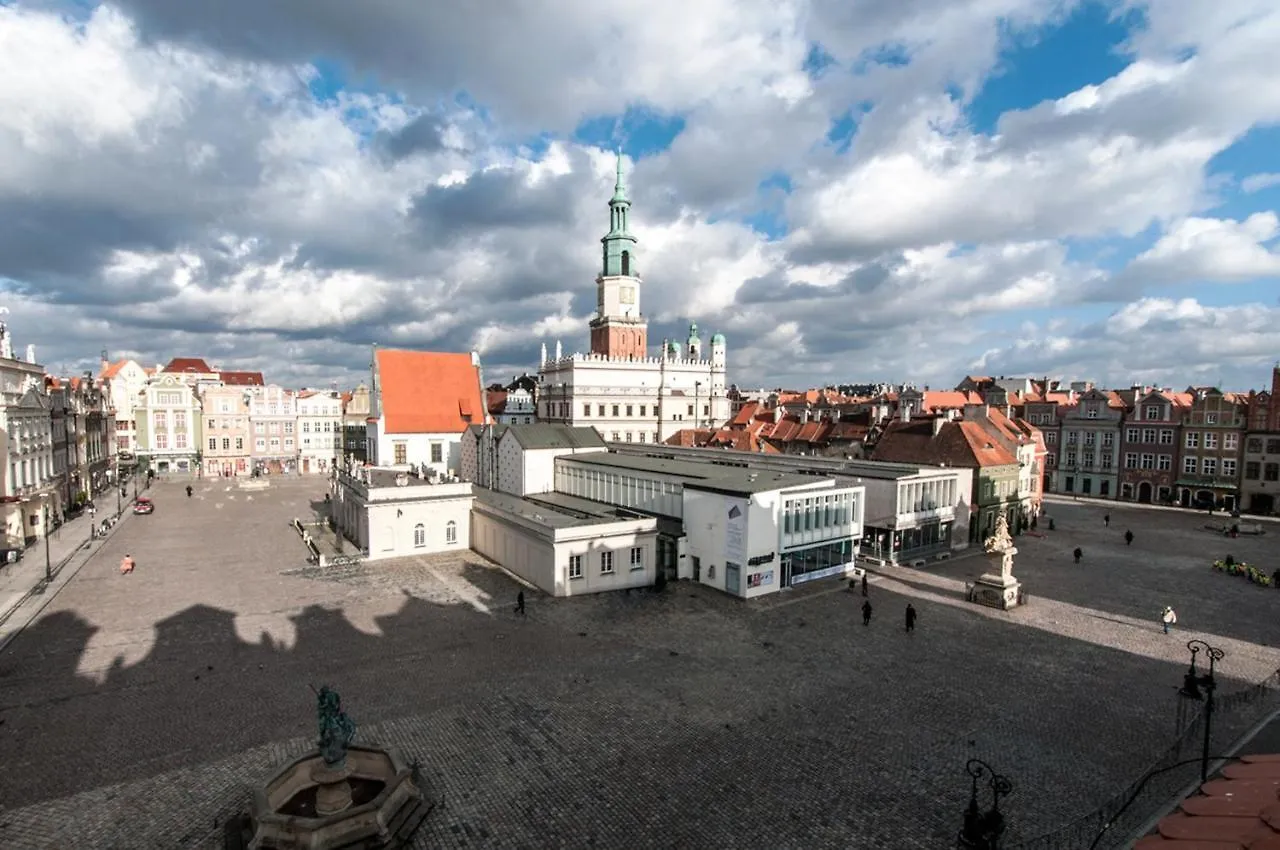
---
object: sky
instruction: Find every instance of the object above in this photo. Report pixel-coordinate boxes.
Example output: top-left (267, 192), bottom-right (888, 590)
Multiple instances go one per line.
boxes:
top-left (1, 1), bottom-right (1278, 393)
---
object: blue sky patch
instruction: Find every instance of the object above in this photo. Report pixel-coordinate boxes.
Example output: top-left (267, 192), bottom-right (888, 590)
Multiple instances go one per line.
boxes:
top-left (573, 107), bottom-right (687, 160)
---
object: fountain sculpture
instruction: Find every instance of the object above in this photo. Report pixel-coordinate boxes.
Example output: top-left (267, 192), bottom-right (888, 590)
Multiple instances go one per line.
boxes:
top-left (969, 513), bottom-right (1025, 610)
top-left (225, 686), bottom-right (433, 849)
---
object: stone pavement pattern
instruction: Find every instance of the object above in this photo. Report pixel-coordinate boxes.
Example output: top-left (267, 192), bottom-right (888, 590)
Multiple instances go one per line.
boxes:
top-left (0, 481), bottom-right (1277, 849)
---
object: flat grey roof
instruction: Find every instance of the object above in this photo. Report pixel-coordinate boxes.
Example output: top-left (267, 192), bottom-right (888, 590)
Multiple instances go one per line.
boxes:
top-left (604, 443), bottom-right (930, 481)
top-left (473, 487), bottom-right (643, 529)
top-left (561, 451), bottom-right (832, 496)
top-left (505, 423), bottom-right (606, 450)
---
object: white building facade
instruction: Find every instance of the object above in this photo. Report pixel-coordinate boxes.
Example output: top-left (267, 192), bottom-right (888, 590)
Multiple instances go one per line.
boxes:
top-left (100, 357), bottom-right (150, 459)
top-left (461, 423), bottom-right (607, 497)
top-left (1, 326), bottom-right (57, 544)
top-left (331, 466), bottom-right (473, 560)
top-left (297, 390), bottom-right (343, 475)
top-left (537, 154), bottom-right (730, 443)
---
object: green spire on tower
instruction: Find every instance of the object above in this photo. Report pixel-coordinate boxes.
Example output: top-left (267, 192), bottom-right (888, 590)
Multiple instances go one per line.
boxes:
top-left (601, 148), bottom-right (637, 277)
top-left (612, 148), bottom-right (628, 204)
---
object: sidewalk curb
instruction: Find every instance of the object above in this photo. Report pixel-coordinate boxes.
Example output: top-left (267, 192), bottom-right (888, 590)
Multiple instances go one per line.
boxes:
top-left (1043, 494), bottom-right (1280, 525)
top-left (0, 511), bottom-right (131, 656)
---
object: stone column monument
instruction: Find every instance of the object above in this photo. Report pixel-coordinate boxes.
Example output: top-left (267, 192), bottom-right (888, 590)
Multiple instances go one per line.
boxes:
top-left (970, 513), bottom-right (1024, 610)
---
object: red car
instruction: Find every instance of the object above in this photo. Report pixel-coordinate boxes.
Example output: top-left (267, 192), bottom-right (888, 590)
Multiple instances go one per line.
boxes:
top-left (133, 497), bottom-right (155, 515)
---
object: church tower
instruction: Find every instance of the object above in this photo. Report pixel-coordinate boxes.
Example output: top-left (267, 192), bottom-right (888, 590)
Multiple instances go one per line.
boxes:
top-left (589, 152), bottom-right (648, 359)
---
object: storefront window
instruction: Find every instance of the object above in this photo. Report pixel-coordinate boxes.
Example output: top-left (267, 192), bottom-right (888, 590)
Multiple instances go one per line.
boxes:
top-left (782, 539), bottom-right (853, 584)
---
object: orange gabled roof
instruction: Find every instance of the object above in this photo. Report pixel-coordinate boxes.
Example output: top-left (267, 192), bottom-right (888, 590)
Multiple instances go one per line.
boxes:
top-left (220, 370), bottom-right (265, 386)
top-left (164, 357), bottom-right (213, 373)
top-left (921, 390), bottom-right (980, 411)
top-left (1135, 754), bottom-right (1280, 847)
top-left (100, 360), bottom-right (129, 380)
top-left (957, 421), bottom-right (1019, 466)
top-left (375, 349), bottom-right (485, 434)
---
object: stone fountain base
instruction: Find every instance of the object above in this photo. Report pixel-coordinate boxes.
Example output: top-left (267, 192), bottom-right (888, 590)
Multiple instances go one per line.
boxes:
top-left (224, 745), bottom-right (434, 850)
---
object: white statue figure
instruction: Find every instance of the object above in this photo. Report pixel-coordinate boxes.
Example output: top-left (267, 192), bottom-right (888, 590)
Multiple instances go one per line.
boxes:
top-left (983, 513), bottom-right (1017, 579)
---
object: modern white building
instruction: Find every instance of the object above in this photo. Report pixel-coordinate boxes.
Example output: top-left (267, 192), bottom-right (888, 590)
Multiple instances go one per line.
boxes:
top-left (604, 442), bottom-right (973, 566)
top-left (537, 154), bottom-right (730, 443)
top-left (368, 348), bottom-right (487, 476)
top-left (297, 390), bottom-right (343, 475)
top-left (1, 325), bottom-right (57, 545)
top-left (331, 466), bottom-right (473, 560)
top-left (461, 423), bottom-right (607, 497)
top-left (553, 452), bottom-right (865, 598)
top-left (471, 488), bottom-right (659, 596)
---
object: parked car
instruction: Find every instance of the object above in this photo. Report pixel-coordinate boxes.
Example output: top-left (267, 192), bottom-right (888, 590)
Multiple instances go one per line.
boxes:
top-left (133, 497), bottom-right (155, 515)
top-left (0, 548), bottom-right (23, 565)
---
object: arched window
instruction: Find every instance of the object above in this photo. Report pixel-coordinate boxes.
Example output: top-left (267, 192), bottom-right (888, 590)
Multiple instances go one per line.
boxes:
top-left (413, 523), bottom-right (426, 548)
top-left (446, 520), bottom-right (458, 544)
top-left (621, 250), bottom-right (630, 276)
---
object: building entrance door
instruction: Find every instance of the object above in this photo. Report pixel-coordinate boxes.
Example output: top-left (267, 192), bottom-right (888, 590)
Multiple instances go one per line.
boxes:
top-left (691, 556), bottom-right (701, 582)
top-left (1137, 482), bottom-right (1152, 503)
top-left (779, 556), bottom-right (792, 589)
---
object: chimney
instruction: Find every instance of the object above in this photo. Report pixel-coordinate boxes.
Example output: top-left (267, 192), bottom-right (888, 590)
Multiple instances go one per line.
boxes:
top-left (25, 344), bottom-right (36, 364)
top-left (899, 403), bottom-right (910, 423)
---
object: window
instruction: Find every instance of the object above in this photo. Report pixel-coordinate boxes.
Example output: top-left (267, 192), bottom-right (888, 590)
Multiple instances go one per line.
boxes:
top-left (1222, 459), bottom-right (1236, 478)
top-left (1158, 455), bottom-right (1171, 471)
top-left (1124, 452), bottom-right (1138, 469)
top-left (568, 555), bottom-right (583, 579)
top-left (1102, 432), bottom-right (1114, 448)
top-left (626, 405), bottom-right (633, 416)
top-left (394, 442), bottom-right (407, 464)
top-left (255, 438), bottom-right (265, 451)
top-left (1245, 437), bottom-right (1262, 453)
top-left (303, 422), bottom-right (311, 433)
top-left (1185, 432), bottom-right (1200, 448)
top-left (1202, 458), bottom-right (1217, 475)
top-left (1160, 429), bottom-right (1174, 445)
top-left (630, 547), bottom-right (643, 569)
top-left (1101, 453), bottom-right (1113, 470)
top-left (431, 443), bottom-right (443, 463)
top-left (235, 437), bottom-right (243, 450)
top-left (652, 432), bottom-right (658, 443)
top-left (612, 405), bottom-right (620, 416)
top-left (1183, 456), bottom-right (1197, 474)
top-left (1224, 433), bottom-right (1237, 451)
top-left (1044, 431), bottom-right (1057, 444)
top-left (1067, 431), bottom-right (1078, 445)
top-left (1142, 428), bottom-right (1157, 443)
top-left (209, 438), bottom-right (217, 451)
top-left (1125, 427), bottom-right (1140, 443)
top-left (156, 433), bottom-right (168, 449)
top-left (174, 411), bottom-right (186, 428)
top-left (1264, 463), bottom-right (1279, 482)
top-left (583, 404), bottom-right (591, 417)
top-left (1066, 451), bottom-right (1076, 467)
top-left (1084, 432), bottom-right (1096, 447)
top-left (1145, 405), bottom-right (1161, 420)
top-left (1203, 433), bottom-right (1218, 450)
top-left (625, 432), bottom-right (633, 442)
top-left (154, 412), bottom-right (167, 429)
top-left (1206, 413), bottom-right (1218, 425)
top-left (413, 524), bottom-right (426, 547)
top-left (255, 422), bottom-right (265, 434)
top-left (1246, 462), bottom-right (1261, 480)
top-left (1086, 406), bottom-right (1098, 419)
top-left (445, 521), bottom-right (457, 544)
top-left (600, 551), bottom-right (614, 574)
top-left (222, 438), bottom-right (230, 450)
top-left (284, 422), bottom-right (294, 435)
top-left (1083, 451), bottom-right (1094, 467)
top-left (1269, 440), bottom-right (1280, 454)
top-left (1045, 452), bottom-right (1056, 467)
top-left (639, 406), bottom-right (647, 416)
top-left (1140, 453), bottom-right (1155, 469)
top-left (687, 404), bottom-right (694, 416)
top-left (284, 439), bottom-right (293, 449)
top-left (612, 432), bottom-right (620, 441)
top-left (639, 432), bottom-right (646, 443)
top-left (597, 405), bottom-right (605, 416)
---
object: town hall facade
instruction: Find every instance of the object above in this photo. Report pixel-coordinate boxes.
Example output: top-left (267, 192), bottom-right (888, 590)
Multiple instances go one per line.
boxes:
top-left (537, 154), bottom-right (730, 443)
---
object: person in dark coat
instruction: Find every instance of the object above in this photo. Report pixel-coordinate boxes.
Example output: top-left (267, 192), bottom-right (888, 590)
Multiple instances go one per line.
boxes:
top-left (905, 604), bottom-right (917, 633)
top-left (186, 485), bottom-right (193, 498)
top-left (861, 599), bottom-right (872, 626)
top-left (1073, 547), bottom-right (1083, 564)
top-left (515, 591), bottom-right (526, 616)
top-left (1124, 529), bottom-right (1134, 546)
top-left (1103, 514), bottom-right (1110, 528)
top-left (861, 572), bottom-right (868, 597)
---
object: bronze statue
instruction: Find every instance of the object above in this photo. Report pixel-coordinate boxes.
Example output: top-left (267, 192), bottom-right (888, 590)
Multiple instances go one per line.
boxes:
top-left (313, 685), bottom-right (356, 767)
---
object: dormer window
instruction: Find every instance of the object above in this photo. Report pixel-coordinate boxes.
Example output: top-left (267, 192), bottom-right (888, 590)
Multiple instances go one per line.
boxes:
top-left (1144, 405), bottom-right (1161, 420)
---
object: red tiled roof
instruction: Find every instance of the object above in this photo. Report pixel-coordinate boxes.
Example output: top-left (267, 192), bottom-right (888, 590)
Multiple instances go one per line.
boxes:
top-left (871, 418), bottom-right (1019, 469)
top-left (220, 371), bottom-right (265, 386)
top-left (921, 390), bottom-right (982, 411)
top-left (487, 390), bottom-right (508, 415)
top-left (99, 360), bottom-right (129, 380)
top-left (664, 428), bottom-right (781, 454)
top-left (956, 421), bottom-right (1019, 466)
top-left (1135, 754), bottom-right (1280, 847)
top-left (375, 349), bottom-right (485, 434)
top-left (164, 357), bottom-right (213, 373)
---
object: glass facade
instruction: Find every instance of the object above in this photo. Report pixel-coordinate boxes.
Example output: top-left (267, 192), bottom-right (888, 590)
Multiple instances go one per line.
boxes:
top-left (783, 539), bottom-right (854, 585)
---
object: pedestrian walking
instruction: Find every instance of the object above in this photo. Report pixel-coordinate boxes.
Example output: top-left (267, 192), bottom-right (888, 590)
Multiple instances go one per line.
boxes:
top-left (186, 485), bottom-right (193, 498)
top-left (1103, 513), bottom-right (1110, 528)
top-left (514, 590), bottom-right (526, 616)
top-left (861, 572), bottom-right (868, 597)
top-left (1161, 606), bottom-right (1177, 634)
top-left (1124, 529), bottom-right (1134, 546)
top-left (861, 599), bottom-right (872, 626)
top-left (905, 603), bottom-right (917, 633)
top-left (119, 554), bottom-right (135, 575)
top-left (1073, 547), bottom-right (1083, 564)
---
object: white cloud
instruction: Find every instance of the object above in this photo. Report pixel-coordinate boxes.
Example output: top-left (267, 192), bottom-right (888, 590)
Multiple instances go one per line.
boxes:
top-left (1241, 173), bottom-right (1280, 193)
top-left (1123, 213), bottom-right (1280, 284)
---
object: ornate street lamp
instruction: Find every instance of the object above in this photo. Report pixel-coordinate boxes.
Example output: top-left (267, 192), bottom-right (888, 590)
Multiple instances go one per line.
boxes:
top-left (957, 758), bottom-right (1013, 849)
top-left (1178, 639), bottom-right (1225, 782)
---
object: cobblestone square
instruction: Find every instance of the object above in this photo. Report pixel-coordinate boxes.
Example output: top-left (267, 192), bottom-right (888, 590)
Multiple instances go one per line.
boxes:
top-left (0, 482), bottom-right (1278, 849)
